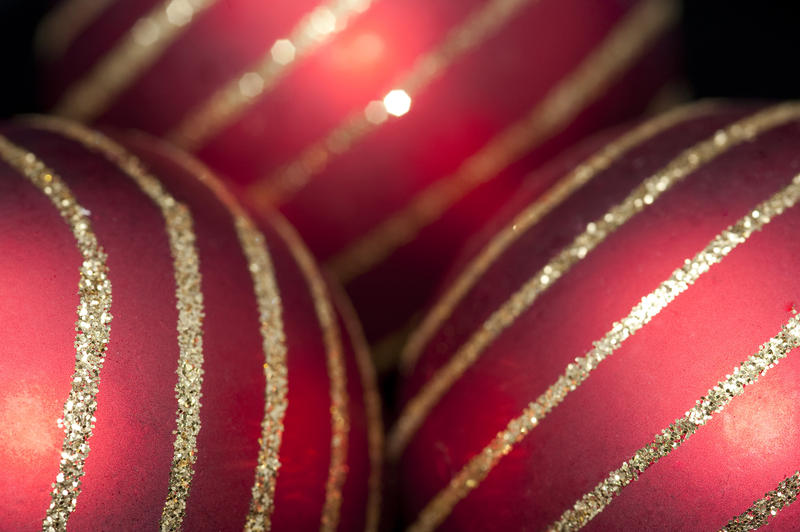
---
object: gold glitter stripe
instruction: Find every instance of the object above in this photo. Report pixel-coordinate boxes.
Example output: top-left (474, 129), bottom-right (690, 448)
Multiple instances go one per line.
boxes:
top-left (721, 471), bottom-right (800, 532)
top-left (0, 136), bottom-right (113, 531)
top-left (399, 101), bottom-right (718, 375)
top-left (25, 117), bottom-right (207, 531)
top-left (330, 284), bottom-right (384, 532)
top-left (168, 0), bottom-right (376, 150)
top-left (52, 0), bottom-right (218, 121)
top-left (387, 102), bottom-right (800, 464)
top-left (137, 138), bottom-right (290, 532)
top-left (323, 0), bottom-right (677, 284)
top-left (238, 228), bottom-right (288, 532)
top-left (246, 0), bottom-right (547, 211)
top-left (550, 315), bottom-right (800, 531)
top-left (35, 0), bottom-right (117, 61)
top-left (268, 215), bottom-right (350, 532)
top-left (407, 161), bottom-right (800, 532)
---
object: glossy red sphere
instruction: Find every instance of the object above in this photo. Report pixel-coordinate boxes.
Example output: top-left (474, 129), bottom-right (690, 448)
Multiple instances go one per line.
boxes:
top-left (394, 102), bottom-right (800, 531)
top-left (37, 0), bottom-right (680, 353)
top-left (0, 120), bottom-right (381, 531)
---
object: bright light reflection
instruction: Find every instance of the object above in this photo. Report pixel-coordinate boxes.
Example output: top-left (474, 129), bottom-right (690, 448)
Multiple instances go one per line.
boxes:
top-left (310, 7), bottom-right (337, 36)
top-left (238, 72), bottom-right (264, 98)
top-left (166, 0), bottom-right (194, 26)
top-left (383, 89), bottom-right (412, 117)
top-left (364, 100), bottom-right (388, 124)
top-left (271, 39), bottom-right (296, 65)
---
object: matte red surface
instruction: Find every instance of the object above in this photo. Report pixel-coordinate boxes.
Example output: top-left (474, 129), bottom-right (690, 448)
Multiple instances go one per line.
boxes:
top-left (39, 0), bottom-right (680, 346)
top-left (0, 124), bottom-right (373, 530)
top-left (398, 106), bottom-right (800, 530)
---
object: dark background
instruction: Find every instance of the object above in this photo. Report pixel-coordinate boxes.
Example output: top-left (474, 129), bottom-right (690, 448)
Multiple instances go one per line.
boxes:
top-left (1, 1), bottom-right (800, 116)
top-left (0, 0), bottom-right (53, 117)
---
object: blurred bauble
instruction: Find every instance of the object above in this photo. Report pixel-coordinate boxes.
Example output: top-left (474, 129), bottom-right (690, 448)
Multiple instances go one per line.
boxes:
top-left (0, 118), bottom-right (382, 531)
top-left (37, 0), bottom-right (681, 359)
top-left (392, 101), bottom-right (800, 531)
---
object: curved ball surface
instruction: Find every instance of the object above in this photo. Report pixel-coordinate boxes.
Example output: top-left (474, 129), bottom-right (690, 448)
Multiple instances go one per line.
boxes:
top-left (0, 119), bottom-right (381, 531)
top-left (396, 102), bottom-right (800, 531)
top-left (38, 0), bottom-right (679, 349)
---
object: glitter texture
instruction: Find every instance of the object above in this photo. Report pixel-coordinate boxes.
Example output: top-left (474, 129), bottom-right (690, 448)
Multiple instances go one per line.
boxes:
top-left (407, 165), bottom-right (800, 532)
top-left (27, 117), bottom-right (207, 531)
top-left (53, 0), bottom-right (217, 121)
top-left (168, 0), bottom-right (375, 150)
top-left (550, 316), bottom-right (800, 531)
top-left (237, 220), bottom-right (288, 532)
top-left (324, 0), bottom-right (678, 284)
top-left (0, 135), bottom-right (113, 532)
top-left (269, 215), bottom-right (350, 532)
top-left (388, 102), bottom-right (800, 463)
top-left (137, 138), bottom-right (290, 532)
top-left (399, 101), bottom-right (719, 374)
top-left (721, 471), bottom-right (800, 532)
top-left (246, 0), bottom-right (544, 212)
top-left (332, 284), bottom-right (384, 532)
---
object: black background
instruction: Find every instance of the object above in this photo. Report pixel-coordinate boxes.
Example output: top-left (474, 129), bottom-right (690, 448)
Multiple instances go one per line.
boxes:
top-left (1, 1), bottom-right (800, 116)
top-left (0, 0), bottom-right (53, 117)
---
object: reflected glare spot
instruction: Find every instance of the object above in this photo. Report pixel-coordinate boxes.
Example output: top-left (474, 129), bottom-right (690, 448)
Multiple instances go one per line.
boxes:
top-left (238, 72), bottom-right (264, 98)
top-left (1, 388), bottom-right (61, 460)
top-left (331, 32), bottom-right (385, 70)
top-left (348, 0), bottom-right (372, 13)
top-left (383, 89), bottom-right (412, 117)
top-left (166, 0), bottom-right (194, 26)
top-left (352, 32), bottom-right (384, 65)
top-left (132, 18), bottom-right (160, 46)
top-left (310, 7), bottom-right (337, 36)
top-left (271, 39), bottom-right (296, 65)
top-left (364, 100), bottom-right (388, 124)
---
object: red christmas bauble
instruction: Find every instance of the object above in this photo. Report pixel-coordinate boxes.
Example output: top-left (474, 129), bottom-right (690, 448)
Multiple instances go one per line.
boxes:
top-left (36, 0), bottom-right (680, 356)
top-left (392, 101), bottom-right (800, 531)
top-left (0, 118), bottom-right (382, 531)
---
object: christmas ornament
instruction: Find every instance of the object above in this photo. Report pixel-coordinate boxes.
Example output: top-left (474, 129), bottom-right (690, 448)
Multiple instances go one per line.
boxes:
top-left (36, 0), bottom-right (681, 358)
top-left (392, 101), bottom-right (800, 531)
top-left (0, 117), bottom-right (382, 531)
